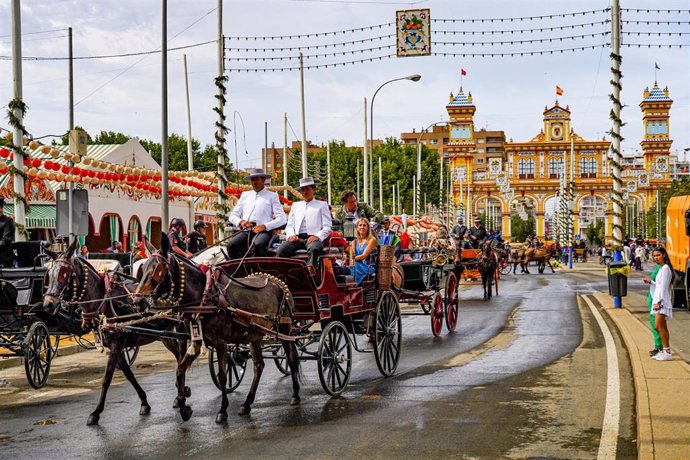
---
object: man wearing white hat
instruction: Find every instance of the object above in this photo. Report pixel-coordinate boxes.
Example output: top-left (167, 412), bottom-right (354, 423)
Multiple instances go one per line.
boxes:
top-left (277, 177), bottom-right (332, 269)
top-left (227, 168), bottom-right (287, 258)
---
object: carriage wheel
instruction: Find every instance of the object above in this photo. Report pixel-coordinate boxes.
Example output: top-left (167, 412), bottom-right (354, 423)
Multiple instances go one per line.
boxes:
top-left (123, 345), bottom-right (139, 366)
top-left (430, 292), bottom-right (444, 337)
top-left (208, 345), bottom-right (247, 393)
top-left (317, 321), bottom-right (352, 397)
top-left (375, 291), bottom-right (402, 376)
top-left (23, 321), bottom-right (52, 389)
top-left (500, 262), bottom-right (512, 276)
top-left (444, 272), bottom-right (459, 332)
top-left (272, 344), bottom-right (291, 376)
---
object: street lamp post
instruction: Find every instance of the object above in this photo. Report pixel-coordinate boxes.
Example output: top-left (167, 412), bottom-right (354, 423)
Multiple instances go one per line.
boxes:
top-left (370, 74), bottom-right (421, 207)
top-left (233, 110), bottom-right (247, 183)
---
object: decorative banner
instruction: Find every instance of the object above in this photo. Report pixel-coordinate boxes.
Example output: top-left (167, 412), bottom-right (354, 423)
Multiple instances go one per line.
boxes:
top-left (454, 166), bottom-right (467, 182)
top-left (638, 172), bottom-right (649, 187)
top-left (503, 190), bottom-right (514, 200)
top-left (623, 191), bottom-right (629, 201)
top-left (488, 158), bottom-right (502, 175)
top-left (396, 9), bottom-right (431, 57)
top-left (626, 180), bottom-right (637, 192)
top-left (500, 184), bottom-right (511, 193)
top-left (496, 174), bottom-right (507, 186)
top-left (654, 156), bottom-right (668, 173)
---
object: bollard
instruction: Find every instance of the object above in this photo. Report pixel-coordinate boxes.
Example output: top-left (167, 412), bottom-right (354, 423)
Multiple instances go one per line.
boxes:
top-left (611, 250), bottom-right (624, 308)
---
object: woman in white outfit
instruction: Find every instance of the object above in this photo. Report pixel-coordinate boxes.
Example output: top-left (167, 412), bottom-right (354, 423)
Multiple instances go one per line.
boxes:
top-left (647, 247), bottom-right (675, 361)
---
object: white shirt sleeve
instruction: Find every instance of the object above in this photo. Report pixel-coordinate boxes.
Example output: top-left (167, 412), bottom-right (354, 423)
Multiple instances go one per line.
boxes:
top-left (228, 192), bottom-right (246, 226)
top-left (652, 264), bottom-right (671, 306)
top-left (264, 192), bottom-right (287, 232)
top-left (316, 202), bottom-right (332, 242)
top-left (285, 205), bottom-right (297, 238)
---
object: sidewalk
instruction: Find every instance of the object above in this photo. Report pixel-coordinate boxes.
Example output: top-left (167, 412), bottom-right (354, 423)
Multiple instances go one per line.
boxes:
top-left (590, 291), bottom-right (690, 459)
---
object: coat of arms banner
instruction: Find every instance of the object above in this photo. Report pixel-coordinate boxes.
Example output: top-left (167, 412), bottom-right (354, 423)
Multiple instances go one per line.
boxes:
top-left (396, 9), bottom-right (431, 57)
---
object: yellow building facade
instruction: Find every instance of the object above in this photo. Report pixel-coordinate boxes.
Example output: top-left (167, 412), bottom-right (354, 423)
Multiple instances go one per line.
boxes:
top-left (445, 82), bottom-right (672, 241)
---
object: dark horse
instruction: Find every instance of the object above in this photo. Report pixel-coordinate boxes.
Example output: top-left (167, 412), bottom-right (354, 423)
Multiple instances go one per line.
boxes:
top-left (134, 234), bottom-right (301, 423)
top-left (43, 240), bottom-right (186, 426)
top-left (479, 241), bottom-right (497, 301)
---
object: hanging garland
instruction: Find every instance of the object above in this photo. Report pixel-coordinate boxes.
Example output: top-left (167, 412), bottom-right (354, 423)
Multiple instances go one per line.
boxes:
top-left (3, 98), bottom-right (31, 239)
top-left (607, 51), bottom-right (625, 249)
top-left (213, 74), bottom-right (232, 224)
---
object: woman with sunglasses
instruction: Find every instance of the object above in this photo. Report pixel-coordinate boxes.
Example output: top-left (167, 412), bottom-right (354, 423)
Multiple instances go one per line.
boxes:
top-left (643, 247), bottom-right (675, 361)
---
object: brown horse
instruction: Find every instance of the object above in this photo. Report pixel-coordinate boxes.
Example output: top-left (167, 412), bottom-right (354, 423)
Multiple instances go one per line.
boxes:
top-left (478, 241), bottom-right (497, 300)
top-left (42, 240), bottom-right (186, 426)
top-left (519, 244), bottom-right (557, 274)
top-left (135, 234), bottom-right (301, 423)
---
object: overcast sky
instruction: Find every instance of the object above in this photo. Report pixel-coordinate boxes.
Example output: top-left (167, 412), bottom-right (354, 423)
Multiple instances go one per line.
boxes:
top-left (1, 0), bottom-right (688, 172)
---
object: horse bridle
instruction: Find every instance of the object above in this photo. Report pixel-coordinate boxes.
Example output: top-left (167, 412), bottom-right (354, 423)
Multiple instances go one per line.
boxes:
top-left (145, 253), bottom-right (186, 306)
top-left (51, 257), bottom-right (89, 305)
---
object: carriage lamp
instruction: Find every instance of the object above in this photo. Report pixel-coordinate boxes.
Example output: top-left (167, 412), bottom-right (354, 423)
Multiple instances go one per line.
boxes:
top-left (343, 218), bottom-right (356, 241)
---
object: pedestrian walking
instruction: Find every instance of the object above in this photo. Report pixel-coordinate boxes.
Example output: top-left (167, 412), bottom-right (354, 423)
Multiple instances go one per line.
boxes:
top-left (643, 247), bottom-right (675, 361)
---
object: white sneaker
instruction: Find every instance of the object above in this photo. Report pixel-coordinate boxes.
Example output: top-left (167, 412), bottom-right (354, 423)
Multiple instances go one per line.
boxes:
top-left (654, 350), bottom-right (673, 361)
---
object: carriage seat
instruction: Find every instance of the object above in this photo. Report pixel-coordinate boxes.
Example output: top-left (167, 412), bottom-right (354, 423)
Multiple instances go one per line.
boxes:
top-left (88, 259), bottom-right (122, 275)
top-left (289, 247), bottom-right (342, 260)
top-left (88, 253), bottom-right (133, 274)
top-left (4, 277), bottom-right (31, 307)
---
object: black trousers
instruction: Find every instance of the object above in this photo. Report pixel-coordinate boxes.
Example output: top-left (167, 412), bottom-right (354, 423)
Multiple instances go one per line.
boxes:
top-left (276, 234), bottom-right (324, 267)
top-left (226, 229), bottom-right (272, 259)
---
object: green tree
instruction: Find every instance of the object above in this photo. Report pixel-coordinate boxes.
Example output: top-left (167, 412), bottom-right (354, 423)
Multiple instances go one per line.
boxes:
top-left (511, 213), bottom-right (535, 242)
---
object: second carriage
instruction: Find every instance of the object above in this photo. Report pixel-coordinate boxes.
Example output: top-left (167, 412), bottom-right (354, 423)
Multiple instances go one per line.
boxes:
top-left (397, 248), bottom-right (459, 337)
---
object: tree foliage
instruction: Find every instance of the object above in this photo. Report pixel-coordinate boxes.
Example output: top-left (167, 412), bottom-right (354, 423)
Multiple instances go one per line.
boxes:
top-left (510, 213), bottom-right (535, 242)
top-left (644, 176), bottom-right (690, 240)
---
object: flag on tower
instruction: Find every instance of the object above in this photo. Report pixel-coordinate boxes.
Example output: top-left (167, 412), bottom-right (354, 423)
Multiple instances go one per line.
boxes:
top-left (655, 62), bottom-right (661, 70)
top-left (556, 85), bottom-right (564, 96)
top-left (461, 68), bottom-right (467, 76)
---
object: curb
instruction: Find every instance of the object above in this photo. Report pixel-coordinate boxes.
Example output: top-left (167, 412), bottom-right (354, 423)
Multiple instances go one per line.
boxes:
top-left (0, 340), bottom-right (91, 371)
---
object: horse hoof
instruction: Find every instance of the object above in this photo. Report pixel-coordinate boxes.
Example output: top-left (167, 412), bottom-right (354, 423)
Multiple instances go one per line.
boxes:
top-left (172, 398), bottom-right (180, 409)
top-left (180, 406), bottom-right (193, 422)
top-left (184, 386), bottom-right (191, 398)
top-left (290, 397), bottom-right (301, 406)
top-left (215, 412), bottom-right (228, 424)
top-left (140, 405), bottom-right (151, 416)
top-left (86, 414), bottom-right (100, 426)
top-left (238, 405), bottom-right (251, 416)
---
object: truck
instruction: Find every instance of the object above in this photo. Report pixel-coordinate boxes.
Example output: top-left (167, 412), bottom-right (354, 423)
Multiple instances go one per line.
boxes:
top-left (665, 195), bottom-right (690, 308)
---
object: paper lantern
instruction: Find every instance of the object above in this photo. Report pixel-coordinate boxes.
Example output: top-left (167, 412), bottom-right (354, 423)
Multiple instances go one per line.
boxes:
top-left (56, 172), bottom-right (65, 181)
top-left (108, 163), bottom-right (117, 172)
top-left (28, 140), bottom-right (38, 150)
top-left (0, 148), bottom-right (9, 158)
top-left (50, 148), bottom-right (60, 158)
top-left (37, 170), bottom-right (47, 180)
top-left (31, 158), bottom-right (41, 168)
top-left (47, 172), bottom-right (56, 181)
top-left (28, 167), bottom-right (38, 175)
top-left (0, 164), bottom-right (8, 174)
top-left (61, 165), bottom-right (70, 174)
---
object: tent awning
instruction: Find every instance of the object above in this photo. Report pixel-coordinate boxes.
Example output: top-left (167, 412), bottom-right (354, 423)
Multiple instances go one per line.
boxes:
top-left (3, 204), bottom-right (56, 229)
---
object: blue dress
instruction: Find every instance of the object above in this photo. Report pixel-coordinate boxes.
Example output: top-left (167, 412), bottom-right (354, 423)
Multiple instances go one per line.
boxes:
top-left (350, 239), bottom-right (375, 285)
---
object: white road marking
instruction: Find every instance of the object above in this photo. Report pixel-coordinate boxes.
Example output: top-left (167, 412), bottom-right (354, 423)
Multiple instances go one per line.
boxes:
top-left (582, 294), bottom-right (620, 459)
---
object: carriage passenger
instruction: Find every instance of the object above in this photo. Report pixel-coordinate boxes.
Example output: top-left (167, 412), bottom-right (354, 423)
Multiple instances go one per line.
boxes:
top-left (335, 190), bottom-right (383, 224)
top-left (226, 168), bottom-right (287, 259)
top-left (276, 177), bottom-right (332, 269)
top-left (349, 218), bottom-right (377, 285)
top-left (185, 220), bottom-right (208, 254)
top-left (468, 217), bottom-right (487, 249)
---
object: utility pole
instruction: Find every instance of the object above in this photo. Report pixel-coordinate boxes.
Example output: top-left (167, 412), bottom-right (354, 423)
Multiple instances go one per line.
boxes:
top-left (378, 156), bottom-right (383, 213)
top-left (215, 0), bottom-right (225, 240)
top-left (161, 0), bottom-right (169, 230)
top-left (67, 26), bottom-right (74, 244)
top-left (416, 142), bottom-right (422, 218)
top-left (283, 112), bottom-right (288, 199)
top-left (363, 97), bottom-right (368, 204)
top-left (326, 142), bottom-right (332, 205)
top-left (356, 158), bottom-right (360, 201)
top-left (299, 52), bottom-right (308, 177)
top-left (11, 0), bottom-right (25, 242)
top-left (183, 54), bottom-right (194, 227)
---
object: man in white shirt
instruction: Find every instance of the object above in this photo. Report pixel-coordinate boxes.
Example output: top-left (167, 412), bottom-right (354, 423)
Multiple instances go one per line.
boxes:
top-left (227, 168), bottom-right (287, 258)
top-left (276, 177), bottom-right (332, 268)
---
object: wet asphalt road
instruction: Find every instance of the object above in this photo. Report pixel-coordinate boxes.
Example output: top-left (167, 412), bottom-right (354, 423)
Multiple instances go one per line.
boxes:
top-left (0, 268), bottom-right (636, 459)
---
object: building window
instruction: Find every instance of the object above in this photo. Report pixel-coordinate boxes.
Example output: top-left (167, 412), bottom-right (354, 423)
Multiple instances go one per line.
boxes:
top-left (476, 138), bottom-right (485, 144)
top-left (477, 148), bottom-right (485, 154)
top-left (431, 139), bottom-right (438, 145)
top-left (548, 157), bottom-right (564, 179)
top-left (579, 158), bottom-right (597, 178)
top-left (477, 158), bottom-right (484, 163)
top-left (518, 158), bottom-right (535, 179)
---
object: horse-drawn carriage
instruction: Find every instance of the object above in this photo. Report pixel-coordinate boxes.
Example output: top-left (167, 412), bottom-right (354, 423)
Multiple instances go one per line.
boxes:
top-left (456, 245), bottom-right (499, 300)
top-left (1, 242), bottom-right (138, 389)
top-left (397, 248), bottom-right (458, 336)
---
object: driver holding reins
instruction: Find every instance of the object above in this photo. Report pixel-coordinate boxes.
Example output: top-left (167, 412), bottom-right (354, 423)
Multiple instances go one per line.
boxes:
top-left (226, 168), bottom-right (286, 259)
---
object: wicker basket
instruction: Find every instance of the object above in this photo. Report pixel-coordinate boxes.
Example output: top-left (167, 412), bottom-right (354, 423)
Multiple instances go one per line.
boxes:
top-left (377, 245), bottom-right (395, 290)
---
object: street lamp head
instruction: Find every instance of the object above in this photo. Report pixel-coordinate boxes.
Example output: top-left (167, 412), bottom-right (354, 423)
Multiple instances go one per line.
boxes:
top-left (406, 74), bottom-right (422, 82)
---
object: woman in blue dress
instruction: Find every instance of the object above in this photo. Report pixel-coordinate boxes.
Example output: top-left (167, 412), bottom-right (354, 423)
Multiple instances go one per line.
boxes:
top-left (349, 218), bottom-right (378, 285)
